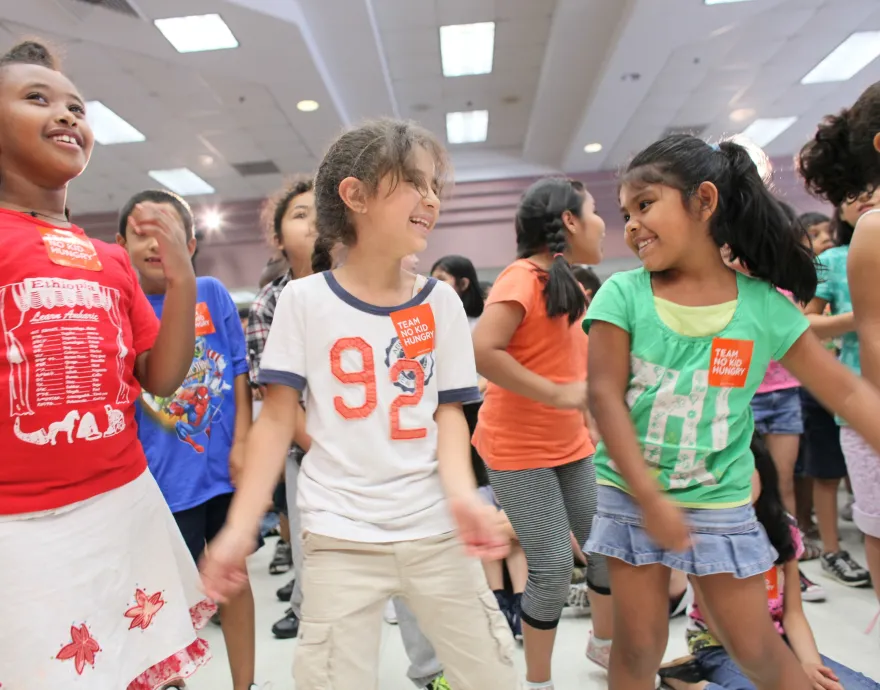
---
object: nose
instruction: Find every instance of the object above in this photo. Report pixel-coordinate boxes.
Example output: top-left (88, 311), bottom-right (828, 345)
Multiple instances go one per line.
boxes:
top-left (625, 217), bottom-right (639, 235)
top-left (54, 109), bottom-right (76, 128)
top-left (422, 185), bottom-right (440, 209)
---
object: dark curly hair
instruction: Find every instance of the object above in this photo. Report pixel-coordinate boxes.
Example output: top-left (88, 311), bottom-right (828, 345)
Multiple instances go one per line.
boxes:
top-left (0, 39), bottom-right (59, 71)
top-left (260, 174), bottom-right (314, 246)
top-left (515, 177), bottom-right (589, 324)
top-left (311, 118), bottom-right (448, 273)
top-left (799, 81), bottom-right (880, 207)
top-left (752, 432), bottom-right (797, 565)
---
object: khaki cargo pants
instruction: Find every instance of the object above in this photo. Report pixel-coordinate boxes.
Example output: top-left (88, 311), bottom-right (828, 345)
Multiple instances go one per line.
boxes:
top-left (293, 531), bottom-right (520, 689)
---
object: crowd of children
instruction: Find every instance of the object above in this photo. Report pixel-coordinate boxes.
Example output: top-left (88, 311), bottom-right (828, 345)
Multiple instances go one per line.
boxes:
top-left (1, 35), bottom-right (880, 690)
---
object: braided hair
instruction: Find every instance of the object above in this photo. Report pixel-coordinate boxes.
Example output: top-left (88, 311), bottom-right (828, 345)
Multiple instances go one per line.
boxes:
top-left (515, 178), bottom-right (588, 324)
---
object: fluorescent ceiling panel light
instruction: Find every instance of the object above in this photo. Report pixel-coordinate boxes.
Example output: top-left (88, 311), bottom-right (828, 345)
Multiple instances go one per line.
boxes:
top-left (801, 31), bottom-right (880, 84)
top-left (440, 22), bottom-right (495, 77)
top-left (704, 0), bottom-right (756, 4)
top-left (739, 117), bottom-right (798, 147)
top-left (154, 14), bottom-right (239, 53)
top-left (296, 100), bottom-right (319, 112)
top-left (85, 101), bottom-right (145, 145)
top-left (148, 168), bottom-right (215, 196)
top-left (583, 143), bottom-right (603, 153)
top-left (446, 110), bottom-right (489, 144)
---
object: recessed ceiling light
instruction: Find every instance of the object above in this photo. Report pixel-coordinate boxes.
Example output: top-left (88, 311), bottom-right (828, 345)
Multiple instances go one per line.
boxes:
top-left (202, 209), bottom-right (223, 233)
top-left (148, 168), bottom-right (215, 196)
top-left (446, 110), bottom-right (489, 144)
top-left (704, 0), bottom-right (756, 4)
top-left (740, 116), bottom-right (798, 147)
top-left (440, 22), bottom-right (495, 77)
top-left (729, 108), bottom-right (756, 123)
top-left (154, 14), bottom-right (239, 53)
top-left (84, 101), bottom-right (145, 145)
top-left (801, 31), bottom-right (880, 84)
top-left (583, 143), bottom-right (603, 153)
top-left (199, 154), bottom-right (215, 167)
top-left (296, 100), bottom-right (320, 112)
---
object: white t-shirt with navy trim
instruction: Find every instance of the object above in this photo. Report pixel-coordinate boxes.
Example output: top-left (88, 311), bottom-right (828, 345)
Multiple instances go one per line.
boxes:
top-left (259, 271), bottom-right (481, 542)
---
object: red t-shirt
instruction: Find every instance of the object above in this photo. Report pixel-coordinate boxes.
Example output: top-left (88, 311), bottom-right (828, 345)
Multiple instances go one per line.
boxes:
top-left (0, 209), bottom-right (159, 514)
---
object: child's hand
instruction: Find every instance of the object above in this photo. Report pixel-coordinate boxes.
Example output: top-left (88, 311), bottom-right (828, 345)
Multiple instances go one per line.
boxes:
top-left (552, 381), bottom-right (588, 410)
top-left (200, 525), bottom-right (253, 602)
top-left (129, 202), bottom-right (194, 285)
top-left (803, 662), bottom-right (842, 690)
top-left (449, 493), bottom-right (510, 560)
top-left (642, 494), bottom-right (690, 551)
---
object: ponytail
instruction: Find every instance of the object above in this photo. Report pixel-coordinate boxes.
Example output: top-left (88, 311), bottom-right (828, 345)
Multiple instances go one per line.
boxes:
top-left (515, 178), bottom-right (588, 325)
top-left (311, 234), bottom-right (334, 273)
top-left (623, 135), bottom-right (817, 304)
top-left (715, 141), bottom-right (816, 304)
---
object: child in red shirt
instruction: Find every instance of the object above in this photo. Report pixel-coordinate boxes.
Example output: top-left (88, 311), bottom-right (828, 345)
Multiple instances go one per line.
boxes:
top-left (0, 40), bottom-right (212, 690)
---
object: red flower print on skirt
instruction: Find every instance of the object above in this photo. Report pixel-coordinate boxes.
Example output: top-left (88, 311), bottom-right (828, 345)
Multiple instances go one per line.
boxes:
top-left (125, 589), bottom-right (166, 630)
top-left (57, 623), bottom-right (101, 675)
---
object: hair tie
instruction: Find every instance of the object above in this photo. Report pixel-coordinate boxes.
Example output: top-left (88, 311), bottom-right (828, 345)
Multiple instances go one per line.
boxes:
top-left (710, 143), bottom-right (721, 151)
top-left (553, 252), bottom-right (566, 260)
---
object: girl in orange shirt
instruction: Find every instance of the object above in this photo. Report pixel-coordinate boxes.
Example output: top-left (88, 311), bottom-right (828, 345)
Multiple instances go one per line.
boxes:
top-left (472, 177), bottom-right (605, 689)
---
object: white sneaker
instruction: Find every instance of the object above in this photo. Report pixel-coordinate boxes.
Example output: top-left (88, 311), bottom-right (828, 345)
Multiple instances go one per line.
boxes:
top-left (384, 599), bottom-right (398, 625)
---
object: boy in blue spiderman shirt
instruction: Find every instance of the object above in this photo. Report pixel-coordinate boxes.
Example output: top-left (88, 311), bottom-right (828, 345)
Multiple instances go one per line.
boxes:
top-left (118, 190), bottom-right (259, 690)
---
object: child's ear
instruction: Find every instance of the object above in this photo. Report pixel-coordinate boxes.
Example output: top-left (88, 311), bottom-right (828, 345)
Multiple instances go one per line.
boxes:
top-left (187, 236), bottom-right (197, 258)
top-left (460, 277), bottom-right (470, 291)
top-left (561, 209), bottom-right (578, 235)
top-left (873, 131), bottom-right (880, 155)
top-left (115, 233), bottom-right (127, 248)
top-left (338, 177), bottom-right (368, 214)
top-left (695, 181), bottom-right (719, 221)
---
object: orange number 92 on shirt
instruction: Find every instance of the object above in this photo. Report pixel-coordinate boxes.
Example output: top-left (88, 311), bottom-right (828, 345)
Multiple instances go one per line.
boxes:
top-left (329, 337), bottom-right (427, 440)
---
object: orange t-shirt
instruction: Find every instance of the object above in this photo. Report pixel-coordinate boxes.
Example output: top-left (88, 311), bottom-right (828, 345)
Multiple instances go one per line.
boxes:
top-left (473, 260), bottom-right (594, 470)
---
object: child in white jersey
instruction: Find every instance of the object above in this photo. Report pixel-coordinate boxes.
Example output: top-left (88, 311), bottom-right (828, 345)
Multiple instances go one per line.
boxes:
top-left (585, 134), bottom-right (880, 690)
top-left (202, 118), bottom-right (518, 689)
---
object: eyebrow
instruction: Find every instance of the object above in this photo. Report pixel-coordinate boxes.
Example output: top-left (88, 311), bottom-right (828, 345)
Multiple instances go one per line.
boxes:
top-left (619, 188), bottom-right (651, 214)
top-left (25, 82), bottom-right (84, 107)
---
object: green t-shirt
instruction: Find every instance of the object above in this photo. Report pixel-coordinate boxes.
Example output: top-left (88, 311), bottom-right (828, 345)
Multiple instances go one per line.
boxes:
top-left (584, 269), bottom-right (809, 509)
top-left (815, 245), bottom-right (858, 373)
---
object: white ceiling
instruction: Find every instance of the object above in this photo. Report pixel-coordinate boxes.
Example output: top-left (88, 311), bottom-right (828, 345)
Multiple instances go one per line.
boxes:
top-left (1, 0), bottom-right (878, 213)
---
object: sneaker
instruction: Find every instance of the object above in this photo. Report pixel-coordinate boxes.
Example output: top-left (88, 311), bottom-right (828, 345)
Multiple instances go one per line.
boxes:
top-left (586, 633), bottom-right (612, 669)
top-left (821, 551), bottom-right (872, 587)
top-left (841, 496), bottom-right (854, 522)
top-left (276, 578), bottom-right (295, 602)
top-left (425, 677), bottom-right (451, 690)
top-left (565, 582), bottom-right (591, 614)
top-left (384, 599), bottom-right (398, 625)
top-left (271, 608), bottom-right (300, 639)
top-left (269, 540), bottom-right (292, 575)
top-left (510, 592), bottom-right (523, 641)
top-left (799, 570), bottom-right (827, 602)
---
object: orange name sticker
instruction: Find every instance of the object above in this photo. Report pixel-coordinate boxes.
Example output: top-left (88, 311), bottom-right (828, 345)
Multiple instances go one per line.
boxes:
top-left (195, 302), bottom-right (216, 336)
top-left (764, 565), bottom-right (779, 601)
top-left (39, 226), bottom-right (103, 272)
top-left (708, 337), bottom-right (754, 388)
top-left (390, 303), bottom-right (435, 359)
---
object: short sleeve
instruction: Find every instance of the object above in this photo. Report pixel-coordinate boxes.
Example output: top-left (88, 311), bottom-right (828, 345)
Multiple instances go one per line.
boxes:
top-left (766, 288), bottom-right (809, 361)
top-left (124, 254), bottom-right (160, 355)
top-left (582, 275), bottom-right (632, 335)
top-left (486, 262), bottom-right (537, 315)
top-left (433, 282), bottom-right (480, 404)
top-left (258, 281), bottom-right (307, 391)
top-left (214, 279), bottom-right (249, 378)
top-left (814, 252), bottom-right (836, 304)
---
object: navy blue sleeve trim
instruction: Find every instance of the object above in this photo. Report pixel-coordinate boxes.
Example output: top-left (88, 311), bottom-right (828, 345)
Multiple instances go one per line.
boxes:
top-left (258, 369), bottom-right (307, 391)
top-left (438, 386), bottom-right (481, 404)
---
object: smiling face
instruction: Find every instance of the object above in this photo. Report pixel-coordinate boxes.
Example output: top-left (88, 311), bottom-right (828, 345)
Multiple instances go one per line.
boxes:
top-left (121, 202), bottom-right (194, 290)
top-left (362, 145), bottom-right (440, 259)
top-left (0, 63), bottom-right (94, 188)
top-left (619, 180), bottom-right (717, 272)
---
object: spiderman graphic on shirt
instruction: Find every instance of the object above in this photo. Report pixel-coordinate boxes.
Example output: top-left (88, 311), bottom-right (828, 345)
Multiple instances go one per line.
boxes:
top-left (141, 337), bottom-right (229, 452)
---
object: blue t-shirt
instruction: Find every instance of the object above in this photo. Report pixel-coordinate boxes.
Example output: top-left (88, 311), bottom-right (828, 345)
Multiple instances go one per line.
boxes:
top-left (136, 277), bottom-right (249, 512)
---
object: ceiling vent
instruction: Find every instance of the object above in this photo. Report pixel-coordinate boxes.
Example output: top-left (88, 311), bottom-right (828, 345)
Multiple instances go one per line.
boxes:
top-left (233, 161), bottom-right (281, 177)
top-left (662, 124), bottom-right (708, 138)
top-left (69, 0), bottom-right (142, 17)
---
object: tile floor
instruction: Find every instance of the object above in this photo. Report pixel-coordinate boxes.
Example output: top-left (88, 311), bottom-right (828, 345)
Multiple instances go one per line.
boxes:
top-left (189, 523), bottom-right (879, 689)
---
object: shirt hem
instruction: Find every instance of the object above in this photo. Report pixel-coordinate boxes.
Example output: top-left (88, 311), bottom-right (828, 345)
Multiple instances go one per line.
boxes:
top-left (438, 386), bottom-right (481, 404)
top-left (301, 516), bottom-right (456, 544)
top-left (259, 369), bottom-right (306, 390)
top-left (483, 446), bottom-right (595, 472)
top-left (0, 459), bottom-right (148, 516)
top-left (595, 479), bottom-right (752, 509)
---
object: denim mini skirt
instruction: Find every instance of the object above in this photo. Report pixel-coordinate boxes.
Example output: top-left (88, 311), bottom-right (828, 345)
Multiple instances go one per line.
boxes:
top-left (586, 485), bottom-right (776, 578)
